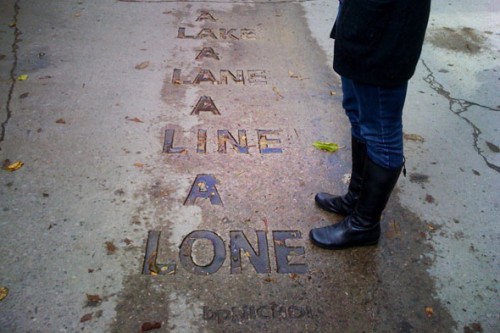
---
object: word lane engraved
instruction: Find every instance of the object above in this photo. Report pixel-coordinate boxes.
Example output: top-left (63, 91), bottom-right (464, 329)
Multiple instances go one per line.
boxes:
top-left (177, 27), bottom-right (256, 40)
top-left (172, 68), bottom-right (267, 85)
top-left (142, 230), bottom-right (308, 276)
top-left (163, 129), bottom-right (282, 154)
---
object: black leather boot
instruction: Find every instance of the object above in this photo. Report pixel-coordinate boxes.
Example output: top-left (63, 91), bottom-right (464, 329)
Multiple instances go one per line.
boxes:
top-left (315, 136), bottom-right (367, 216)
top-left (310, 157), bottom-right (402, 249)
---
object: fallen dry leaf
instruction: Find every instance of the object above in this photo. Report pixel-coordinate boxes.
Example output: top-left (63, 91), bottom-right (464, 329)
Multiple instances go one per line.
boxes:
top-left (80, 313), bottom-right (93, 323)
top-left (86, 294), bottom-right (102, 307)
top-left (135, 61), bottom-right (150, 70)
top-left (272, 86), bottom-right (284, 99)
top-left (288, 70), bottom-right (300, 79)
top-left (464, 323), bottom-right (483, 333)
top-left (141, 322), bottom-right (162, 331)
top-left (427, 223), bottom-right (439, 232)
top-left (105, 241), bottom-right (117, 255)
top-left (134, 162), bottom-right (144, 168)
top-left (86, 294), bottom-right (102, 304)
top-left (3, 160), bottom-right (23, 172)
top-left (55, 118), bottom-right (66, 124)
top-left (0, 287), bottom-right (8, 301)
top-left (197, 182), bottom-right (208, 191)
top-left (425, 194), bottom-right (435, 203)
top-left (425, 306), bottom-right (434, 317)
top-left (404, 133), bottom-right (425, 142)
top-left (126, 116), bottom-right (144, 123)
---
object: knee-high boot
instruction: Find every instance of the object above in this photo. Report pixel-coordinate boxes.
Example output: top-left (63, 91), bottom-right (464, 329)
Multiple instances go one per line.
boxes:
top-left (315, 136), bottom-right (367, 216)
top-left (310, 157), bottom-right (402, 249)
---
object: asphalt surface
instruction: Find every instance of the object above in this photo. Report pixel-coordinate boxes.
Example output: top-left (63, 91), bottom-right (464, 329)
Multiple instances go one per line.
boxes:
top-left (0, 1), bottom-right (498, 332)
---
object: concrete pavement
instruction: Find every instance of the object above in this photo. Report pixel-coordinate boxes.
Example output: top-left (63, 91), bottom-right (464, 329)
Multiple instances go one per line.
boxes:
top-left (0, 0), bottom-right (498, 332)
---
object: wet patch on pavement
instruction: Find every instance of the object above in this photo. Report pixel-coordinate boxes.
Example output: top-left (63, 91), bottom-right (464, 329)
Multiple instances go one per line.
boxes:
top-left (428, 27), bottom-right (488, 54)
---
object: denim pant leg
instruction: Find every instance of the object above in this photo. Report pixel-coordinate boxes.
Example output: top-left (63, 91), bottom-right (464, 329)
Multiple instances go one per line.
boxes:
top-left (341, 77), bottom-right (363, 141)
top-left (341, 77), bottom-right (407, 169)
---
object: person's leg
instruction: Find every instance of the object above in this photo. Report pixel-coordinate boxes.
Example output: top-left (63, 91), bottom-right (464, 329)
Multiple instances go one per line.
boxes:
top-left (315, 77), bottom-right (367, 216)
top-left (354, 82), bottom-right (407, 169)
top-left (310, 80), bottom-right (407, 249)
top-left (341, 77), bottom-right (363, 141)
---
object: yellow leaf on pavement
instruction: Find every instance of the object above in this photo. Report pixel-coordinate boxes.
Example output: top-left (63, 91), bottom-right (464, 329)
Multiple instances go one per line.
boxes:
top-left (313, 141), bottom-right (339, 153)
top-left (135, 61), bottom-right (150, 70)
top-left (17, 74), bottom-right (28, 81)
top-left (404, 133), bottom-right (425, 142)
top-left (0, 287), bottom-right (8, 301)
top-left (5, 161), bottom-right (24, 171)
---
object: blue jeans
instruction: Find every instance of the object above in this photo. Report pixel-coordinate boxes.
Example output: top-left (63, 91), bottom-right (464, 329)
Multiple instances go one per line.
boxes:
top-left (341, 77), bottom-right (407, 169)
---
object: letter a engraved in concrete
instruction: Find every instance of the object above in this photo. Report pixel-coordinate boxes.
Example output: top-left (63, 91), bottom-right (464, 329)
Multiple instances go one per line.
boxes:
top-left (196, 11), bottom-right (217, 22)
top-left (195, 47), bottom-right (220, 61)
top-left (192, 69), bottom-right (218, 84)
top-left (184, 174), bottom-right (223, 206)
top-left (191, 96), bottom-right (221, 115)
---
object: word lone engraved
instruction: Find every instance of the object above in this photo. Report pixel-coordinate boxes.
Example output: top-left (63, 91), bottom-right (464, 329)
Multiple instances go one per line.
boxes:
top-left (142, 230), bottom-right (308, 275)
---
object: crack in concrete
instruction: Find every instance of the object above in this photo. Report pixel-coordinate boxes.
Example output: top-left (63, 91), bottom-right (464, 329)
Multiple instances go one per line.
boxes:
top-left (0, 0), bottom-right (21, 148)
top-left (421, 60), bottom-right (500, 173)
